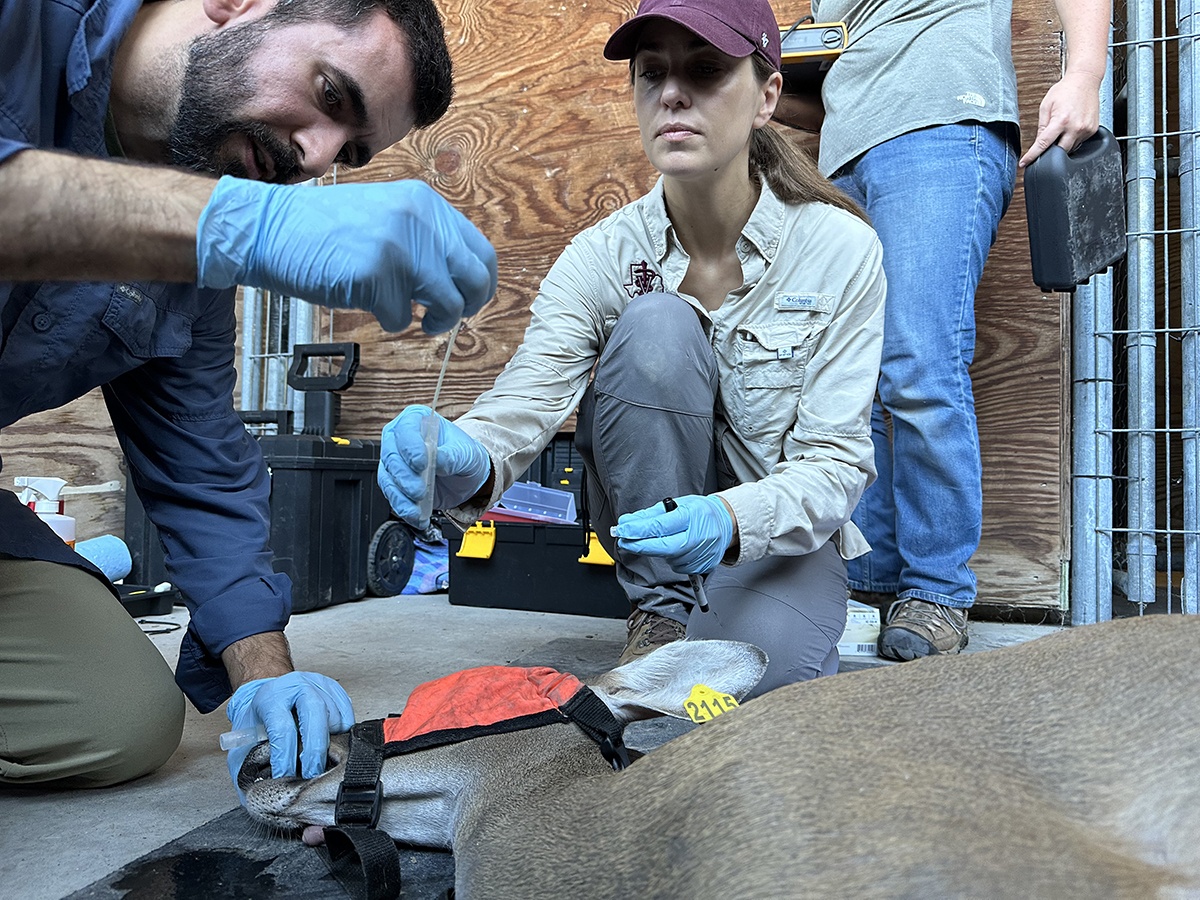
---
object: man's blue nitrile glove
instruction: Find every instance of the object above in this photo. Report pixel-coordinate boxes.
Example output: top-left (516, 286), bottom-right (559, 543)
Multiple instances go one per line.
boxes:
top-left (612, 495), bottom-right (735, 575)
top-left (197, 177), bottom-right (498, 334)
top-left (378, 405), bottom-right (492, 527)
top-left (225, 671), bottom-right (355, 802)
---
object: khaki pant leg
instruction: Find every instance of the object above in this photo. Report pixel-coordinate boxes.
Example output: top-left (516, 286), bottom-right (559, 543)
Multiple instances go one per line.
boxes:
top-left (0, 559), bottom-right (185, 788)
top-left (687, 541), bottom-right (849, 698)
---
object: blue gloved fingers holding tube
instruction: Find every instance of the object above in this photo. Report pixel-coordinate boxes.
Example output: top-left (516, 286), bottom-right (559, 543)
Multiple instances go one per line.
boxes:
top-left (224, 671), bottom-right (355, 801)
top-left (196, 177), bottom-right (498, 334)
top-left (378, 405), bottom-right (493, 527)
top-left (612, 494), bottom-right (735, 575)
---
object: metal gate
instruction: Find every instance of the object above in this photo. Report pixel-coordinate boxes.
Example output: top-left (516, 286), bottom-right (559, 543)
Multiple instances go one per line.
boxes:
top-left (1072, 0), bottom-right (1200, 621)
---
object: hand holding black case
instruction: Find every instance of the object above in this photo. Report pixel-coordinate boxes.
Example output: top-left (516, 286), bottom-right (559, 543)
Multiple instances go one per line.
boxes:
top-left (1024, 126), bottom-right (1126, 293)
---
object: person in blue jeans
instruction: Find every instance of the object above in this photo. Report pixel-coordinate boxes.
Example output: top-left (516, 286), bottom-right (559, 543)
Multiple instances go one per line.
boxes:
top-left (0, 0), bottom-right (496, 794)
top-left (776, 0), bottom-right (1110, 658)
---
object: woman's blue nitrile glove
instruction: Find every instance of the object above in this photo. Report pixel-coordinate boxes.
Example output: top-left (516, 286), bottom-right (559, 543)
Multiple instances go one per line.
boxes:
top-left (377, 405), bottom-right (492, 528)
top-left (612, 495), bottom-right (735, 575)
top-left (197, 177), bottom-right (498, 334)
top-left (225, 671), bottom-right (355, 801)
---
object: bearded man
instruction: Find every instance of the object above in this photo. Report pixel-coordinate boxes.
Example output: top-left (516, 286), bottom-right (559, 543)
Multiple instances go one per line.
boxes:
top-left (0, 0), bottom-right (496, 797)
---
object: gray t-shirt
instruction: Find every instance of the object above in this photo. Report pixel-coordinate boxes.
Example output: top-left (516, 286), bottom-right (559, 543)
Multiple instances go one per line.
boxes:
top-left (811, 0), bottom-right (1020, 176)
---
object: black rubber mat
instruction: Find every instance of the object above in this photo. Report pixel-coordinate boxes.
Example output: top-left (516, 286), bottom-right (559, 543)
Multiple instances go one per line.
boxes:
top-left (66, 809), bottom-right (455, 899)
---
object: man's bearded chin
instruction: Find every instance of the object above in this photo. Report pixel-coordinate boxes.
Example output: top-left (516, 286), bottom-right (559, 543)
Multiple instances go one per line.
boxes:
top-left (168, 27), bottom-right (300, 183)
top-left (170, 115), bottom-right (300, 183)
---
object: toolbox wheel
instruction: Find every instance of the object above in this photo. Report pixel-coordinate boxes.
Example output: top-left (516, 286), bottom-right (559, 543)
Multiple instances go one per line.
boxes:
top-left (367, 521), bottom-right (416, 596)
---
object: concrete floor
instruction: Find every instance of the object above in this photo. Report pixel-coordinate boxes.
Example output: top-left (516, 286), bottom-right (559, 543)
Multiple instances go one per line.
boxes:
top-left (1, 592), bottom-right (1062, 900)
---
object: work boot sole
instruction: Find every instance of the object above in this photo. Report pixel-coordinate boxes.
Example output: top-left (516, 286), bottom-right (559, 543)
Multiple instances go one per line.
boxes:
top-left (878, 626), bottom-right (968, 661)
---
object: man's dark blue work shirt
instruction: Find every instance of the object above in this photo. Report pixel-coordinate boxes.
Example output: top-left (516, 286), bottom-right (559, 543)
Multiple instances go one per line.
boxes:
top-left (0, 0), bottom-right (292, 713)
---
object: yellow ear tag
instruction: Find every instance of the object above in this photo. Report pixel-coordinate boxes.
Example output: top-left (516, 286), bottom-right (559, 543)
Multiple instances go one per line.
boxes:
top-left (684, 684), bottom-right (740, 723)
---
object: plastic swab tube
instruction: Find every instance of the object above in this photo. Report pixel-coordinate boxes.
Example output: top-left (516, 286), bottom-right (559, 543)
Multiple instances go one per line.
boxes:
top-left (418, 412), bottom-right (439, 527)
top-left (418, 318), bottom-right (465, 529)
top-left (219, 723), bottom-right (268, 751)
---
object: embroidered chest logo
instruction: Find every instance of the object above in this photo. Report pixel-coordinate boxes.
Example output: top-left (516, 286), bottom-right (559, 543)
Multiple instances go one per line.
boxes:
top-left (623, 260), bottom-right (664, 298)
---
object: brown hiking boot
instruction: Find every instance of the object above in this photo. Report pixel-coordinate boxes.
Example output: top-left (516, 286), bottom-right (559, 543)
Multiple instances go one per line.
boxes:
top-left (877, 599), bottom-right (969, 661)
top-left (617, 609), bottom-right (686, 667)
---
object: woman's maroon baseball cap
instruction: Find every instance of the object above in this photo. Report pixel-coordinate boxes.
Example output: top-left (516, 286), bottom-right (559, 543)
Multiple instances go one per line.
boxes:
top-left (604, 0), bottom-right (782, 71)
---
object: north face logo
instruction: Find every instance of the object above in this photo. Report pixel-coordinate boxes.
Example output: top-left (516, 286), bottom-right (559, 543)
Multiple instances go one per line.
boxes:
top-left (623, 260), bottom-right (665, 298)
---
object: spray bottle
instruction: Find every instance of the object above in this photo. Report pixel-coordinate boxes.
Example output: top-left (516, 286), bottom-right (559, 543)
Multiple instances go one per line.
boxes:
top-left (14, 476), bottom-right (76, 548)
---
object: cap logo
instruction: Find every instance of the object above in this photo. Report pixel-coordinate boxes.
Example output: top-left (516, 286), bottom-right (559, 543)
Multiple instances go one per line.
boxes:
top-left (761, 32), bottom-right (770, 48)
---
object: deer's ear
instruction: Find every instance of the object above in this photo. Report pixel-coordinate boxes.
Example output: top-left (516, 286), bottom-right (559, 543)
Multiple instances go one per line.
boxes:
top-left (588, 640), bottom-right (768, 724)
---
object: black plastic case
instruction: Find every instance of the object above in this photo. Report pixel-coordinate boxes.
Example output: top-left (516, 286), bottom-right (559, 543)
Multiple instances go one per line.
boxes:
top-left (519, 433), bottom-right (586, 509)
top-left (117, 582), bottom-right (180, 617)
top-left (125, 435), bottom-right (411, 613)
top-left (442, 432), bottom-right (626, 620)
top-left (446, 521), bottom-right (628, 619)
top-left (257, 434), bottom-right (401, 612)
top-left (1024, 126), bottom-right (1126, 292)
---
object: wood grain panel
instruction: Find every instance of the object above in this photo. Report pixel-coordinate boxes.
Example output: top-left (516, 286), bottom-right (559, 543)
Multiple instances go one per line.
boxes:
top-left (971, 0), bottom-right (1066, 608)
top-left (343, 0), bottom-right (1070, 610)
top-left (336, 0), bottom-right (655, 429)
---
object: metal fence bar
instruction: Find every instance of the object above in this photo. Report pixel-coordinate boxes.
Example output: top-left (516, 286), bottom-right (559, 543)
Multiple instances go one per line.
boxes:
top-left (1179, 0), bottom-right (1200, 613)
top-left (1072, 279), bottom-right (1117, 623)
top-left (288, 297), bottom-right (315, 433)
top-left (1123, 0), bottom-right (1160, 606)
top-left (1071, 23), bottom-right (1118, 625)
top-left (1160, 0), bottom-right (1177, 610)
top-left (264, 289), bottom-right (289, 413)
top-left (239, 287), bottom-right (264, 412)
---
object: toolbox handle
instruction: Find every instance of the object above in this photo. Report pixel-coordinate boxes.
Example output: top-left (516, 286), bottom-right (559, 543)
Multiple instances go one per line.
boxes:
top-left (287, 342), bottom-right (361, 393)
top-left (239, 409), bottom-right (295, 433)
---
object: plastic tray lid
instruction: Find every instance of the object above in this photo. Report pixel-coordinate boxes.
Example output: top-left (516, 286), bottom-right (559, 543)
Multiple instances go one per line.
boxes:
top-left (491, 481), bottom-right (577, 524)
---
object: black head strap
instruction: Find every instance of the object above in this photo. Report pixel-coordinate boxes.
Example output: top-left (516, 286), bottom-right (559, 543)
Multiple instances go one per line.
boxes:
top-left (324, 720), bottom-right (401, 900)
top-left (560, 686), bottom-right (630, 771)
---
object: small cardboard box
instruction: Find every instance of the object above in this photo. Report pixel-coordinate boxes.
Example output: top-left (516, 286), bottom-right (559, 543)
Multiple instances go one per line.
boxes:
top-left (838, 599), bottom-right (881, 656)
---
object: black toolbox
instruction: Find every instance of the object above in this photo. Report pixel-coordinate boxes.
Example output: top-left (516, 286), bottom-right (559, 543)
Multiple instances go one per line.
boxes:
top-left (445, 433), bottom-right (629, 619)
top-left (125, 343), bottom-right (414, 613)
top-left (446, 519), bottom-right (629, 619)
top-left (124, 436), bottom-right (409, 612)
top-left (256, 433), bottom-right (402, 611)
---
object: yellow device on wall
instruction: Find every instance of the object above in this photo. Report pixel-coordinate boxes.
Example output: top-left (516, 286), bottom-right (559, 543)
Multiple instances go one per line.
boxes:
top-left (779, 18), bottom-right (847, 92)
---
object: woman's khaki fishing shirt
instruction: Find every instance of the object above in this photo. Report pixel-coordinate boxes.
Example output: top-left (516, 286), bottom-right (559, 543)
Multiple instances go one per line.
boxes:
top-left (450, 178), bottom-right (886, 565)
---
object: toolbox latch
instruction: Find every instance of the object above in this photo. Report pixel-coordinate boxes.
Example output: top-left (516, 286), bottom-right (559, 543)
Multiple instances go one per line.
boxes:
top-left (579, 531), bottom-right (615, 566)
top-left (456, 521), bottom-right (497, 559)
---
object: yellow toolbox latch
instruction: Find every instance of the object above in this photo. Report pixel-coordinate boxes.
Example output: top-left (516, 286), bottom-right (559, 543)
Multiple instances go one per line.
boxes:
top-left (579, 531), bottom-right (615, 566)
top-left (456, 521), bottom-right (497, 559)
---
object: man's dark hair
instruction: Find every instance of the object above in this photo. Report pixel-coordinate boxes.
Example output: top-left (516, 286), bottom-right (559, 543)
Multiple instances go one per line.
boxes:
top-left (263, 0), bottom-right (453, 128)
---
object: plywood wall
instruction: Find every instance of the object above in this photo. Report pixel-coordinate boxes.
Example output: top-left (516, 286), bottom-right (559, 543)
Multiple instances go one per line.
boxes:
top-left (1, 0), bottom-right (1068, 611)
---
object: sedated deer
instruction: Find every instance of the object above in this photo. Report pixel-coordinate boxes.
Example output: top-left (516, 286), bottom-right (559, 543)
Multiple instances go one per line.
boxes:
top-left (242, 615), bottom-right (1200, 899)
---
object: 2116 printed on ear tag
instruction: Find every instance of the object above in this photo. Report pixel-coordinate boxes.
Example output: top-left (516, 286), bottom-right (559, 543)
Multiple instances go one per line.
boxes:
top-left (684, 683), bottom-right (740, 723)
